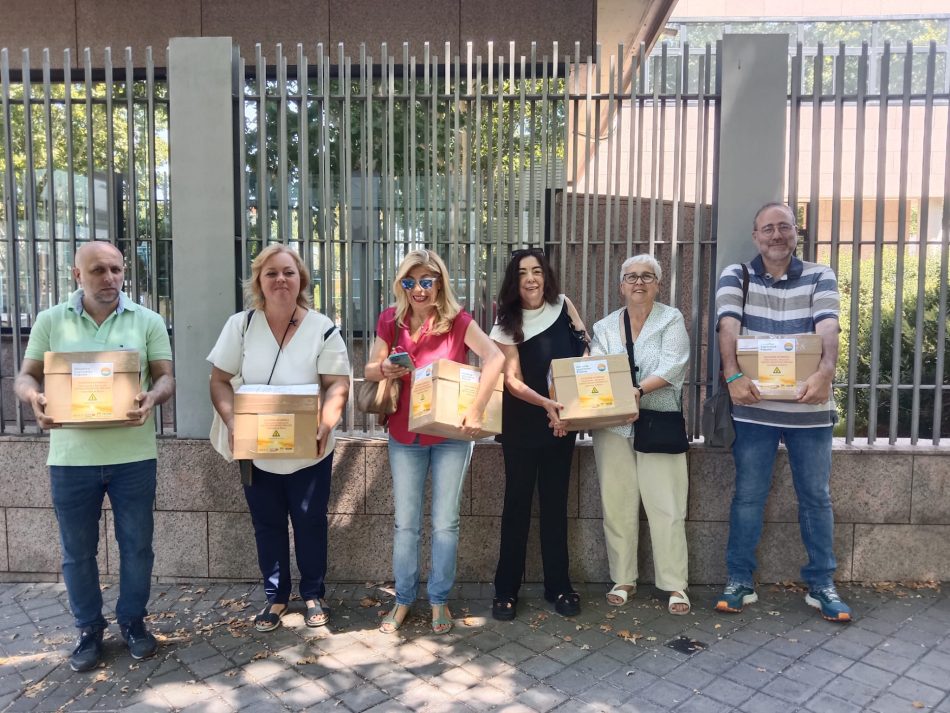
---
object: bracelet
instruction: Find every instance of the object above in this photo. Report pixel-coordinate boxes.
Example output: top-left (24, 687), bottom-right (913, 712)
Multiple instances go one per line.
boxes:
top-left (725, 372), bottom-right (744, 384)
top-left (637, 385), bottom-right (645, 398)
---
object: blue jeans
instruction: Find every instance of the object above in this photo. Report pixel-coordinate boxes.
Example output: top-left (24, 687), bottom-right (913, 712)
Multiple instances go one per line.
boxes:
top-left (726, 421), bottom-right (836, 589)
top-left (49, 459), bottom-right (157, 630)
top-left (244, 458), bottom-right (333, 604)
top-left (388, 436), bottom-right (473, 606)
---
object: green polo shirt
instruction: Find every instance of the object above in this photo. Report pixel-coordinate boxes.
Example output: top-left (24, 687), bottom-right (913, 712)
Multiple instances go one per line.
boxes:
top-left (24, 290), bottom-right (173, 466)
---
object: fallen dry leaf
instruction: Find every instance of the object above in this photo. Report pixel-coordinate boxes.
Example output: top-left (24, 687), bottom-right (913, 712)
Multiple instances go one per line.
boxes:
top-left (600, 624), bottom-right (613, 633)
top-left (462, 617), bottom-right (479, 627)
top-left (563, 636), bottom-right (572, 642)
top-left (617, 630), bottom-right (643, 643)
top-left (912, 702), bottom-right (925, 709)
top-left (297, 656), bottom-right (319, 665)
top-left (251, 651), bottom-right (270, 661)
top-left (359, 596), bottom-right (381, 608)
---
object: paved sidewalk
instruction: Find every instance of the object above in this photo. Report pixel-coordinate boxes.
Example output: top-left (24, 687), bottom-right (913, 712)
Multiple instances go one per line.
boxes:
top-left (0, 581), bottom-right (947, 712)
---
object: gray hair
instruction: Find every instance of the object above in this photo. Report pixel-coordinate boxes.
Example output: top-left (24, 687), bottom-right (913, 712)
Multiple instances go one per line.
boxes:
top-left (619, 254), bottom-right (662, 283)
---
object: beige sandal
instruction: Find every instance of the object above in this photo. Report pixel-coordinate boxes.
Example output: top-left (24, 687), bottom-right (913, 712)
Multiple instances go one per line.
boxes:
top-left (669, 590), bottom-right (691, 615)
top-left (379, 604), bottom-right (410, 634)
top-left (606, 584), bottom-right (636, 607)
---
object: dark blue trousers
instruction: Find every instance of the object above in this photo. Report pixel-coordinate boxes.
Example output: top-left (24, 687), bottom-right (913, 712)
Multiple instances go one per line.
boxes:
top-left (244, 456), bottom-right (333, 603)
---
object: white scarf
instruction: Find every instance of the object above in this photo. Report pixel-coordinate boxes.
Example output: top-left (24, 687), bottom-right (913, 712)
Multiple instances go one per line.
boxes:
top-left (489, 294), bottom-right (565, 345)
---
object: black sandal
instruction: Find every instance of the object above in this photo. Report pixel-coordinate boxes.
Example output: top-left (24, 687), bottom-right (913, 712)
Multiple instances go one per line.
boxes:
top-left (545, 591), bottom-right (581, 617)
top-left (254, 603), bottom-right (286, 632)
top-left (305, 599), bottom-right (330, 627)
top-left (491, 596), bottom-right (517, 621)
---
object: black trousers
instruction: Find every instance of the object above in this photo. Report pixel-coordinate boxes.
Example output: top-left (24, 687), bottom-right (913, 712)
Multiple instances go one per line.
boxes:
top-left (494, 436), bottom-right (576, 599)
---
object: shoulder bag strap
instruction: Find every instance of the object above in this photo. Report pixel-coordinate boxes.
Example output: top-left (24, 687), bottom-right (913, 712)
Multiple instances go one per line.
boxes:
top-left (740, 263), bottom-right (750, 326)
top-left (622, 310), bottom-right (639, 387)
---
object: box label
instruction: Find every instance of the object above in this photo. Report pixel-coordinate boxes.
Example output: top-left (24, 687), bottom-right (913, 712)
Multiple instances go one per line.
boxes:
top-left (457, 367), bottom-right (480, 417)
top-left (70, 362), bottom-right (115, 419)
top-left (412, 365), bottom-right (434, 418)
top-left (573, 359), bottom-right (615, 409)
top-left (256, 414), bottom-right (296, 453)
top-left (756, 338), bottom-right (797, 392)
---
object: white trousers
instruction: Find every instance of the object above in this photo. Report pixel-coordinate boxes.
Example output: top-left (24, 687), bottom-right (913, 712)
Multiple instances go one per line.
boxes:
top-left (591, 429), bottom-right (689, 591)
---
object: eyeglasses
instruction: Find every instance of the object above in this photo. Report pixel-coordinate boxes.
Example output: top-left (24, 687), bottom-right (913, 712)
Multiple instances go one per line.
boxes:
top-left (622, 272), bottom-right (657, 284)
top-left (755, 222), bottom-right (797, 237)
top-left (400, 277), bottom-right (439, 290)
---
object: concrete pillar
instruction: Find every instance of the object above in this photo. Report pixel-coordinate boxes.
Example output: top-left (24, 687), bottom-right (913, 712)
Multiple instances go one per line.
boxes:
top-left (715, 34), bottom-right (789, 274)
top-left (168, 37), bottom-right (235, 438)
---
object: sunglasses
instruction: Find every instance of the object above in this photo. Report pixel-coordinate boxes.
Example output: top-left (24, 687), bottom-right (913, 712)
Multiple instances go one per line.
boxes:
top-left (400, 277), bottom-right (439, 290)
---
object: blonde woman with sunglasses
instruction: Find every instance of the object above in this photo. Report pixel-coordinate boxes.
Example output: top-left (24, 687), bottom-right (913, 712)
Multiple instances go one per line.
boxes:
top-left (364, 249), bottom-right (504, 635)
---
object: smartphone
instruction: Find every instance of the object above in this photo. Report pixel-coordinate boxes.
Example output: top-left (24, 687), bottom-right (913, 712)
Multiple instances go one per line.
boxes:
top-left (389, 351), bottom-right (414, 369)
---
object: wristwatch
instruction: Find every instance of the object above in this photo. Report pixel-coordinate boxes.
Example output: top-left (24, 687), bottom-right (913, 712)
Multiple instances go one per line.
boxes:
top-left (637, 386), bottom-right (645, 398)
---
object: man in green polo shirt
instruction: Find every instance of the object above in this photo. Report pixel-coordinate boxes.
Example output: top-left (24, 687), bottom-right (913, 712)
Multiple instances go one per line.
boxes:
top-left (14, 241), bottom-right (175, 672)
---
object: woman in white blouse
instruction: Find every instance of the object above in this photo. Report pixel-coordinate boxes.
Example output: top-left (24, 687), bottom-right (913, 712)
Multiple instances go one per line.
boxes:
top-left (208, 245), bottom-right (351, 632)
top-left (589, 254), bottom-right (691, 615)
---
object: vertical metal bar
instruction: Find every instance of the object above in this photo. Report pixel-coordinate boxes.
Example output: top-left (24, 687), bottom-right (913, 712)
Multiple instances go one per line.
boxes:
top-left (234, 48), bottom-right (248, 282)
top-left (20, 49), bottom-right (39, 317)
top-left (569, 42), bottom-right (580, 268)
top-left (340, 50), bottom-right (353, 328)
top-left (829, 42), bottom-right (846, 277)
top-left (64, 49), bottom-right (77, 273)
top-left (932, 83), bottom-right (950, 445)
top-left (475, 55), bottom-right (486, 317)
top-left (1, 48), bottom-right (26, 432)
top-left (125, 47), bottom-right (138, 298)
top-left (104, 48), bottom-right (116, 245)
top-left (866, 41), bottom-right (891, 444)
top-left (84, 49), bottom-right (96, 243)
top-left (506, 43), bottom-right (516, 255)
top-left (146, 48), bottom-right (160, 305)
top-left (580, 51), bottom-right (592, 319)
top-left (276, 44), bottom-right (288, 244)
top-left (602, 50), bottom-right (616, 313)
top-left (910, 43), bottom-right (936, 445)
top-left (451, 47), bottom-right (462, 286)
top-left (845, 43), bottom-right (869, 445)
top-left (558, 48), bottom-right (569, 292)
top-left (887, 43), bottom-right (914, 444)
top-left (318, 45), bottom-right (332, 318)
top-left (589, 44), bottom-right (601, 314)
top-left (409, 45), bottom-right (418, 251)
top-left (430, 47), bottom-right (440, 247)
top-left (41, 50), bottom-right (57, 309)
top-left (648, 51), bottom-right (661, 256)
top-left (611, 44), bottom-right (624, 266)
top-left (298, 44), bottom-right (311, 270)
top-left (806, 43), bottom-right (823, 263)
top-left (527, 44), bottom-right (537, 257)
top-left (635, 44), bottom-right (646, 251)
top-left (494, 52), bottom-right (504, 279)
top-left (669, 41), bottom-right (685, 309)
top-left (787, 42), bottom-right (802, 211)
top-left (625, 46), bottom-right (638, 258)
top-left (689, 54), bottom-right (707, 433)
top-left (256, 44), bottom-right (268, 245)
top-left (705, 40), bottom-right (723, 388)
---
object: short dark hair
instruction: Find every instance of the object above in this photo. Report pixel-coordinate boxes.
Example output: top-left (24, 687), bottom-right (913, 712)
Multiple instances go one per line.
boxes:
top-left (495, 248), bottom-right (560, 343)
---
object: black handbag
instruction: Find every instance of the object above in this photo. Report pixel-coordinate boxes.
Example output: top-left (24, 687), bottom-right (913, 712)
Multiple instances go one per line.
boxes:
top-left (623, 311), bottom-right (689, 454)
top-left (564, 302), bottom-right (589, 357)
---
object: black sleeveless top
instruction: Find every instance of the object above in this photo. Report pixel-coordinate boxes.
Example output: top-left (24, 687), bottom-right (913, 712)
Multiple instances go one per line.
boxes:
top-left (497, 302), bottom-right (580, 445)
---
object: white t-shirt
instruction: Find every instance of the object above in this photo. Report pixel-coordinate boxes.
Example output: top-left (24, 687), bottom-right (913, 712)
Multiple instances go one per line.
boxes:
top-left (207, 309), bottom-right (351, 474)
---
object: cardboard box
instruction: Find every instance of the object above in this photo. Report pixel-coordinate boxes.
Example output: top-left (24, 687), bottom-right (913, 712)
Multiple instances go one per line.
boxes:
top-left (736, 334), bottom-right (823, 400)
top-left (44, 350), bottom-right (141, 426)
top-left (548, 354), bottom-right (638, 430)
top-left (233, 384), bottom-right (320, 459)
top-left (408, 359), bottom-right (503, 440)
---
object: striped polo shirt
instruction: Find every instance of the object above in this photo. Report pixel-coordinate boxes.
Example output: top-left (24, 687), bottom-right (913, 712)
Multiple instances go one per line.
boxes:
top-left (715, 255), bottom-right (839, 428)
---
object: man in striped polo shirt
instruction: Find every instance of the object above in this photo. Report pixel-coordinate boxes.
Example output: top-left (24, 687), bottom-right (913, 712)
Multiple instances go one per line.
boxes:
top-left (713, 202), bottom-right (852, 623)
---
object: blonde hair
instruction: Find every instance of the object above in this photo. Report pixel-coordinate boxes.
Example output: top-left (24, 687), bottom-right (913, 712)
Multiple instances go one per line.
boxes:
top-left (244, 244), bottom-right (312, 310)
top-left (392, 249), bottom-right (461, 335)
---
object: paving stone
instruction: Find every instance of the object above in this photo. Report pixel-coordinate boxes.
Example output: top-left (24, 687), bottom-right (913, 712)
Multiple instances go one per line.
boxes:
top-left (817, 675), bottom-right (882, 709)
top-left (700, 676), bottom-right (756, 706)
top-left (515, 683), bottom-right (569, 712)
top-left (674, 695), bottom-right (734, 713)
top-left (903, 661), bottom-right (950, 690)
top-left (639, 678), bottom-right (693, 708)
top-left (803, 691), bottom-right (866, 713)
top-left (760, 673), bottom-right (820, 704)
top-left (886, 675), bottom-right (949, 706)
top-left (574, 680), bottom-right (634, 708)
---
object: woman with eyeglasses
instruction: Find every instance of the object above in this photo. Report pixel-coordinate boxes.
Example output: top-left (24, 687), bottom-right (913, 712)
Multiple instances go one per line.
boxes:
top-left (489, 248), bottom-right (589, 621)
top-left (589, 254), bottom-right (692, 615)
top-left (364, 249), bottom-right (504, 635)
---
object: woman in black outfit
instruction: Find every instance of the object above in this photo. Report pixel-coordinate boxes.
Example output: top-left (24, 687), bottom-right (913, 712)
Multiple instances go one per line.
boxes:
top-left (489, 248), bottom-right (588, 620)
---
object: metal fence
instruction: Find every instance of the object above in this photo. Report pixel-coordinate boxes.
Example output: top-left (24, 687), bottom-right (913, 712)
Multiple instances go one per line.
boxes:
top-left (1, 38), bottom-right (948, 444)
top-left (0, 47), bottom-right (172, 432)
top-left (235, 41), bottom-right (720, 436)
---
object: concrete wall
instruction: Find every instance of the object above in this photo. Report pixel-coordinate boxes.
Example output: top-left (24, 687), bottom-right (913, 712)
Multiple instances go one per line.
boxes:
top-left (2, 437), bottom-right (947, 585)
top-left (0, 0), bottom-right (597, 68)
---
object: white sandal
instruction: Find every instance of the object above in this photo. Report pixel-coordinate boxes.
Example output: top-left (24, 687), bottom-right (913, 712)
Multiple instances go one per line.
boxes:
top-left (606, 584), bottom-right (636, 607)
top-left (668, 590), bottom-right (691, 615)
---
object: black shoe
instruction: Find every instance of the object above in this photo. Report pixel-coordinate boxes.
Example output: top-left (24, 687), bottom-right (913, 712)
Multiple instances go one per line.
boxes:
top-left (120, 619), bottom-right (158, 660)
top-left (69, 627), bottom-right (104, 672)
top-left (545, 591), bottom-right (581, 617)
top-left (491, 596), bottom-right (517, 621)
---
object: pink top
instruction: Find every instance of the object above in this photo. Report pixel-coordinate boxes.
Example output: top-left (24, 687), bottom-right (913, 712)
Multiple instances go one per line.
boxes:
top-left (377, 306), bottom-right (474, 445)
